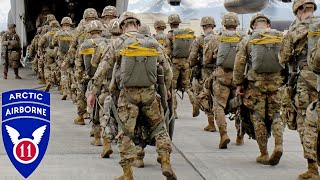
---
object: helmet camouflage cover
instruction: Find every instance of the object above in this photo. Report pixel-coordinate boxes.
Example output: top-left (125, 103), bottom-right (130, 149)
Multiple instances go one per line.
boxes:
top-left (154, 20), bottom-right (166, 29)
top-left (200, 16), bottom-right (215, 26)
top-left (168, 14), bottom-right (181, 24)
top-left (61, 17), bottom-right (73, 25)
top-left (83, 8), bottom-right (98, 19)
top-left (292, 0), bottom-right (317, 14)
top-left (46, 14), bottom-right (56, 22)
top-left (102, 6), bottom-right (118, 17)
top-left (222, 12), bottom-right (240, 26)
top-left (119, 11), bottom-right (141, 28)
top-left (250, 13), bottom-right (271, 29)
top-left (108, 18), bottom-right (122, 35)
top-left (87, 20), bottom-right (104, 33)
top-left (138, 23), bottom-right (151, 35)
top-left (50, 20), bottom-right (60, 28)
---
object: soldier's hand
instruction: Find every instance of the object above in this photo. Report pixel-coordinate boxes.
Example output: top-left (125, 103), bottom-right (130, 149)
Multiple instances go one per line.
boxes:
top-left (167, 90), bottom-right (171, 99)
top-left (236, 86), bottom-right (245, 97)
top-left (87, 94), bottom-right (96, 109)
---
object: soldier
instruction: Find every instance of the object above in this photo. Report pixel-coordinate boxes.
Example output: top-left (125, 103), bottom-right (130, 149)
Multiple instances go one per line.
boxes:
top-left (279, 0), bottom-right (318, 179)
top-left (37, 14), bottom-right (57, 84)
top-left (68, 8), bottom-right (99, 125)
top-left (164, 14), bottom-right (195, 118)
top-left (38, 20), bottom-right (61, 92)
top-left (189, 16), bottom-right (217, 132)
top-left (101, 6), bottom-right (118, 39)
top-left (1, 24), bottom-right (22, 79)
top-left (234, 13), bottom-right (284, 165)
top-left (36, 5), bottom-right (51, 28)
top-left (90, 18), bottom-right (122, 158)
top-left (27, 27), bottom-right (42, 76)
top-left (53, 17), bottom-right (74, 100)
top-left (153, 20), bottom-right (167, 46)
top-left (87, 12), bottom-right (176, 180)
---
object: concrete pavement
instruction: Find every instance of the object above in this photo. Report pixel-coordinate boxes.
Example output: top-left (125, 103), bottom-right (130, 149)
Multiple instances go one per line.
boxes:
top-left (0, 68), bottom-right (307, 180)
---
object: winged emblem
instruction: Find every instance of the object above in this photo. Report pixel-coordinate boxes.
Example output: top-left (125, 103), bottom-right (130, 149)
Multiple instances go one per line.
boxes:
top-left (5, 125), bottom-right (47, 145)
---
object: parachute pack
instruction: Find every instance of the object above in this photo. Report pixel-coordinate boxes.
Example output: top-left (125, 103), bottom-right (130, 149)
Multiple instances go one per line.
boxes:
top-left (217, 30), bottom-right (246, 69)
top-left (154, 32), bottom-right (166, 46)
top-left (172, 28), bottom-right (195, 58)
top-left (80, 37), bottom-right (106, 77)
top-left (119, 33), bottom-right (160, 87)
top-left (56, 30), bottom-right (73, 54)
top-left (249, 29), bottom-right (283, 73)
top-left (307, 17), bottom-right (320, 73)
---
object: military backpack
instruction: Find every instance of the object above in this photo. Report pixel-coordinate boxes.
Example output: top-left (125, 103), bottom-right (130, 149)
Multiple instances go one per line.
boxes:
top-left (307, 17), bottom-right (320, 73)
top-left (217, 30), bottom-right (245, 69)
top-left (80, 37), bottom-right (106, 77)
top-left (172, 28), bottom-right (195, 58)
top-left (249, 29), bottom-right (283, 73)
top-left (154, 32), bottom-right (166, 46)
top-left (119, 33), bottom-right (160, 87)
top-left (56, 30), bottom-right (73, 54)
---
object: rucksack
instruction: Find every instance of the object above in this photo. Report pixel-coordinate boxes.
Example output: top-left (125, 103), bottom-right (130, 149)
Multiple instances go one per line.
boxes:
top-left (120, 33), bottom-right (160, 87)
top-left (154, 32), bottom-right (166, 46)
top-left (307, 17), bottom-right (320, 73)
top-left (57, 30), bottom-right (73, 54)
top-left (172, 29), bottom-right (195, 58)
top-left (80, 37), bottom-right (106, 77)
top-left (217, 30), bottom-right (246, 69)
top-left (249, 29), bottom-right (283, 73)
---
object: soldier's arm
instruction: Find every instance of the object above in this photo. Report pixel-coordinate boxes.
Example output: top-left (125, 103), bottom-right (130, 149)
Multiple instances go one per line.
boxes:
top-left (52, 32), bottom-right (59, 47)
top-left (74, 45), bottom-right (85, 80)
top-left (279, 32), bottom-right (294, 65)
top-left (206, 35), bottom-right (219, 63)
top-left (233, 37), bottom-right (249, 85)
top-left (38, 34), bottom-right (47, 49)
top-left (15, 35), bottom-right (21, 49)
top-left (164, 32), bottom-right (173, 57)
top-left (90, 45), bottom-right (116, 96)
top-left (309, 38), bottom-right (320, 73)
top-left (188, 36), bottom-right (201, 67)
top-left (1, 34), bottom-right (7, 60)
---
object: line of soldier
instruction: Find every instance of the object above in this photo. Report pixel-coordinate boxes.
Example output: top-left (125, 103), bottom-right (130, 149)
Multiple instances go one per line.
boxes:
top-left (11, 0), bottom-right (320, 179)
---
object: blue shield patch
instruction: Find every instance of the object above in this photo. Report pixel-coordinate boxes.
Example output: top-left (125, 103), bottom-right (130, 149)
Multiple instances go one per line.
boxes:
top-left (2, 89), bottom-right (50, 178)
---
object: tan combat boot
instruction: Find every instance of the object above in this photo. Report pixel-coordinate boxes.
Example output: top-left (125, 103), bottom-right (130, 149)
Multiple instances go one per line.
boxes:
top-left (159, 155), bottom-right (177, 180)
top-left (236, 135), bottom-right (244, 145)
top-left (268, 144), bottom-right (283, 166)
top-left (90, 127), bottom-right (102, 146)
top-left (101, 137), bottom-right (113, 158)
top-left (114, 164), bottom-right (134, 180)
top-left (298, 160), bottom-right (319, 180)
top-left (218, 126), bottom-right (230, 149)
top-left (192, 103), bottom-right (200, 117)
top-left (3, 73), bottom-right (7, 79)
top-left (174, 109), bottom-right (178, 119)
top-left (204, 116), bottom-right (216, 132)
top-left (61, 93), bottom-right (67, 100)
top-left (74, 115), bottom-right (85, 125)
top-left (44, 83), bottom-right (51, 92)
top-left (132, 151), bottom-right (145, 168)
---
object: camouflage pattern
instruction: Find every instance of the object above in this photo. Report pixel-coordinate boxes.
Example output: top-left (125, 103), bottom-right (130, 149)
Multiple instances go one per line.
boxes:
top-left (222, 12), bottom-right (240, 26)
top-left (234, 32), bottom-right (284, 156)
top-left (89, 31), bottom-right (173, 167)
top-left (102, 6), bottom-right (118, 17)
top-left (138, 23), bottom-right (151, 36)
top-left (168, 14), bottom-right (181, 24)
top-left (164, 29), bottom-right (194, 113)
top-left (292, 0), bottom-right (317, 14)
top-left (52, 23), bottom-right (74, 97)
top-left (36, 6), bottom-right (51, 28)
top-left (1, 31), bottom-right (21, 73)
top-left (250, 13), bottom-right (271, 29)
top-left (304, 101), bottom-right (319, 162)
top-left (279, 16), bottom-right (318, 144)
top-left (200, 16), bottom-right (215, 26)
top-left (154, 20), bottom-right (166, 29)
top-left (28, 29), bottom-right (42, 74)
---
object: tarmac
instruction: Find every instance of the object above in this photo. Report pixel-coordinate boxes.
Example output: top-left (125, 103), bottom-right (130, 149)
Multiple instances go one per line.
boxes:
top-left (0, 68), bottom-right (307, 180)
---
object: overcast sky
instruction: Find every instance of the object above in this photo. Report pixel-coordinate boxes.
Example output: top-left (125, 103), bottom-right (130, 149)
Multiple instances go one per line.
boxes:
top-left (0, 0), bottom-right (10, 31)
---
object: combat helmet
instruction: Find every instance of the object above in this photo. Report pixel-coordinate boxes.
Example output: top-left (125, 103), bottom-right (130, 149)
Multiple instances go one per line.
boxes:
top-left (7, 24), bottom-right (16, 29)
top-left (102, 6), bottom-right (118, 17)
top-left (46, 14), bottom-right (56, 22)
top-left (138, 23), bottom-right (151, 35)
top-left (168, 14), bottom-right (181, 24)
top-left (154, 20), bottom-right (166, 29)
top-left (292, 0), bottom-right (317, 14)
top-left (222, 12), bottom-right (240, 27)
top-left (200, 16), bottom-right (215, 27)
top-left (61, 17), bottom-right (73, 25)
top-left (250, 13), bottom-right (271, 29)
top-left (50, 20), bottom-right (60, 28)
top-left (87, 20), bottom-right (104, 33)
top-left (119, 12), bottom-right (141, 28)
top-left (83, 8), bottom-right (98, 20)
top-left (108, 18), bottom-right (122, 35)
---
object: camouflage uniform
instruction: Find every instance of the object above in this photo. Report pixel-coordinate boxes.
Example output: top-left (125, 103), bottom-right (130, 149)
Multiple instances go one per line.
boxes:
top-left (100, 5), bottom-right (118, 38)
top-left (69, 8), bottom-right (98, 125)
top-left (52, 17), bottom-right (74, 100)
top-left (36, 6), bottom-right (51, 28)
top-left (234, 14), bottom-right (284, 165)
top-left (1, 24), bottom-right (22, 79)
top-left (153, 20), bottom-right (167, 46)
top-left (37, 14), bottom-right (56, 84)
top-left (189, 16), bottom-right (217, 132)
top-left (88, 12), bottom-right (176, 180)
top-left (28, 27), bottom-right (42, 75)
top-left (279, 0), bottom-right (319, 179)
top-left (164, 14), bottom-right (194, 118)
top-left (38, 20), bottom-right (61, 91)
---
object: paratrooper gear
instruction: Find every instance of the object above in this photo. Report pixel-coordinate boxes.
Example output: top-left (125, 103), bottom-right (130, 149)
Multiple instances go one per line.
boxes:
top-left (200, 16), bottom-right (215, 27)
top-left (61, 17), bottom-right (73, 25)
top-left (83, 8), bottom-right (98, 19)
top-left (102, 5), bottom-right (118, 17)
top-left (154, 20), bottom-right (166, 29)
top-left (292, 0), bottom-right (317, 14)
top-left (119, 12), bottom-right (141, 28)
top-left (168, 14), bottom-right (181, 24)
top-left (250, 13), bottom-right (271, 29)
top-left (222, 12), bottom-right (240, 26)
